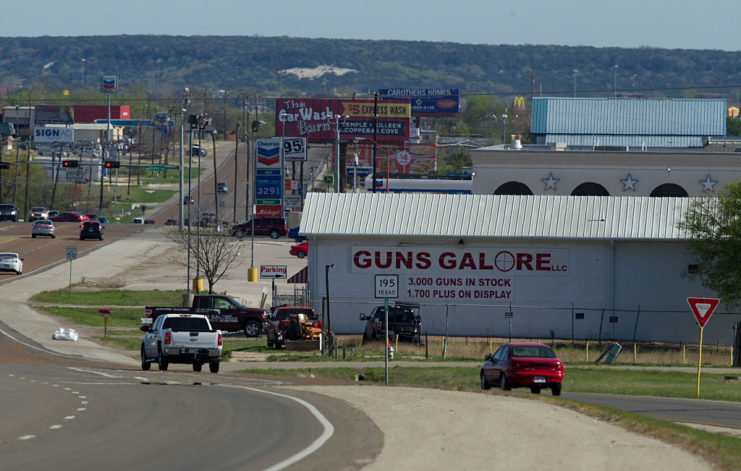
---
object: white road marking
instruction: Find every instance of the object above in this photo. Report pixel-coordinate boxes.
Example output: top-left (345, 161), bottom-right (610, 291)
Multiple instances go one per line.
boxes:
top-left (18, 435), bottom-right (35, 441)
top-left (50, 425), bottom-right (62, 430)
top-left (67, 367), bottom-right (122, 379)
top-left (77, 408), bottom-right (87, 412)
top-left (64, 416), bottom-right (75, 420)
top-left (79, 396), bottom-right (87, 399)
top-left (81, 401), bottom-right (88, 405)
top-left (221, 385), bottom-right (334, 471)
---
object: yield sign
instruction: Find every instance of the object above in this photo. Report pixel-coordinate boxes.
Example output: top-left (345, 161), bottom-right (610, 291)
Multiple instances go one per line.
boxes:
top-left (686, 297), bottom-right (720, 328)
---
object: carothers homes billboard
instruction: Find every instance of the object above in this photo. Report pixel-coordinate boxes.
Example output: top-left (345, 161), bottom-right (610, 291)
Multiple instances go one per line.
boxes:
top-left (351, 246), bottom-right (569, 303)
top-left (378, 88), bottom-right (459, 116)
top-left (276, 98), bottom-right (411, 142)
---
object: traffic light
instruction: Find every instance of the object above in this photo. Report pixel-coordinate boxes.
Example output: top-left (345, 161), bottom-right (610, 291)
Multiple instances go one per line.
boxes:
top-left (104, 161), bottom-right (120, 168)
top-left (62, 160), bottom-right (79, 168)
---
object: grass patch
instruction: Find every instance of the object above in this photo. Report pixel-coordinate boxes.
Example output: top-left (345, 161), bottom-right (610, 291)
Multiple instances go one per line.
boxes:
top-left (95, 336), bottom-right (141, 351)
top-left (35, 306), bottom-right (144, 328)
top-left (30, 289), bottom-right (184, 306)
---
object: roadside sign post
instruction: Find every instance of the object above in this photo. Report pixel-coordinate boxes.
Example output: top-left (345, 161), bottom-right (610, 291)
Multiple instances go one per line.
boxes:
top-left (66, 246), bottom-right (77, 294)
top-left (99, 308), bottom-right (111, 338)
top-left (686, 297), bottom-right (720, 398)
top-left (260, 265), bottom-right (287, 306)
top-left (375, 275), bottom-right (398, 385)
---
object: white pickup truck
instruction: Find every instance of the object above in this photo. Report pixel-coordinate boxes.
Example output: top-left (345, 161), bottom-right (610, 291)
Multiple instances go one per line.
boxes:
top-left (140, 313), bottom-right (222, 373)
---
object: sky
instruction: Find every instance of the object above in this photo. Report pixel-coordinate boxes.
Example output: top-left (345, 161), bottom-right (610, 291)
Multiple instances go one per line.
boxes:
top-left (4, 0), bottom-right (740, 52)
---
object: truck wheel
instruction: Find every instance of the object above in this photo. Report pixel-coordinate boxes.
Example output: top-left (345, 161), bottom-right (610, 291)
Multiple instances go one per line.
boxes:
top-left (192, 362), bottom-right (202, 372)
top-left (157, 348), bottom-right (169, 371)
top-left (243, 321), bottom-right (260, 337)
top-left (269, 229), bottom-right (280, 239)
top-left (141, 347), bottom-right (151, 371)
top-left (209, 361), bottom-right (220, 373)
top-left (235, 229), bottom-right (245, 239)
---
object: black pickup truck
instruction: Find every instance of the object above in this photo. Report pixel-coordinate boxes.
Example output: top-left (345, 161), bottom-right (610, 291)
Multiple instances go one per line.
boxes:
top-left (144, 294), bottom-right (268, 337)
top-left (360, 302), bottom-right (423, 344)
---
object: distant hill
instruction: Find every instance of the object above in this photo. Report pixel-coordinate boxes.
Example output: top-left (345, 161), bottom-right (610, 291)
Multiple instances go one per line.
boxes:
top-left (0, 35), bottom-right (739, 101)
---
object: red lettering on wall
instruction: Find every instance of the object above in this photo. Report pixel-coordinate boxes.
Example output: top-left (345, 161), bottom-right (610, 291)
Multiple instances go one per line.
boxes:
top-left (439, 252), bottom-right (456, 270)
top-left (459, 252), bottom-right (476, 270)
top-left (416, 252), bottom-right (431, 269)
top-left (396, 251), bottom-right (413, 269)
top-left (479, 253), bottom-right (493, 270)
top-left (536, 253), bottom-right (551, 271)
top-left (517, 253), bottom-right (533, 271)
top-left (375, 251), bottom-right (392, 269)
top-left (354, 251), bottom-right (371, 268)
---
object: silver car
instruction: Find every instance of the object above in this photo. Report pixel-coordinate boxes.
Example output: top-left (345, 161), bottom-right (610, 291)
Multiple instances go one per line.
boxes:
top-left (30, 206), bottom-right (49, 221)
top-left (0, 252), bottom-right (23, 275)
top-left (32, 219), bottom-right (56, 238)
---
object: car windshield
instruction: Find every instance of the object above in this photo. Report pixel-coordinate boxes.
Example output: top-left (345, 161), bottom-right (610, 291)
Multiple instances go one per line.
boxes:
top-left (162, 317), bottom-right (211, 331)
top-left (37, 220), bottom-right (51, 225)
top-left (0, 253), bottom-right (18, 260)
top-left (510, 346), bottom-right (557, 358)
top-left (32, 207), bottom-right (44, 211)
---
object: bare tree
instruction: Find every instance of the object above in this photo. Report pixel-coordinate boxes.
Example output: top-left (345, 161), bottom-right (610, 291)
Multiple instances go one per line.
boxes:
top-left (168, 229), bottom-right (242, 294)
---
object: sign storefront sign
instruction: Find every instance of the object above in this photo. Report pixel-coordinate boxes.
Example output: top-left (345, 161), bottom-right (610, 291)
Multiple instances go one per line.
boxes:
top-left (275, 98), bottom-right (411, 142)
top-left (34, 126), bottom-right (74, 143)
top-left (256, 138), bottom-right (284, 216)
top-left (351, 246), bottom-right (569, 302)
top-left (260, 265), bottom-right (287, 279)
top-left (378, 88), bottom-right (459, 116)
top-left (282, 137), bottom-right (307, 161)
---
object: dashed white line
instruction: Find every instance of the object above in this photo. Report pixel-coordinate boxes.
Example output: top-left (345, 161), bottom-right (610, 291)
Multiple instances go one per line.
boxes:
top-left (18, 435), bottom-right (35, 441)
top-left (77, 408), bottom-right (87, 412)
top-left (64, 416), bottom-right (75, 420)
top-left (50, 425), bottom-right (62, 430)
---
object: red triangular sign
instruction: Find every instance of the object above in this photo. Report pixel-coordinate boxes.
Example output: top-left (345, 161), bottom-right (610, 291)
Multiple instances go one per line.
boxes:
top-left (686, 297), bottom-right (720, 328)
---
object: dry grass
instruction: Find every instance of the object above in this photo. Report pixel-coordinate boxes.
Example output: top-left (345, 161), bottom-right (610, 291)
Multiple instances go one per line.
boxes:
top-left (337, 334), bottom-right (737, 366)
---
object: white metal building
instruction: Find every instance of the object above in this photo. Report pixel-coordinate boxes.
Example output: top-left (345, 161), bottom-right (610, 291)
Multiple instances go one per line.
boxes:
top-left (300, 193), bottom-right (740, 345)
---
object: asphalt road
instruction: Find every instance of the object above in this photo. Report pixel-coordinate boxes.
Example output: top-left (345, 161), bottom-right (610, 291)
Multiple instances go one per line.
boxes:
top-left (563, 391), bottom-right (741, 431)
top-left (0, 334), bottom-right (382, 471)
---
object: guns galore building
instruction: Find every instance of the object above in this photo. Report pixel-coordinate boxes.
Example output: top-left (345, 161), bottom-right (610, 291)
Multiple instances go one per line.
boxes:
top-left (300, 193), bottom-right (740, 345)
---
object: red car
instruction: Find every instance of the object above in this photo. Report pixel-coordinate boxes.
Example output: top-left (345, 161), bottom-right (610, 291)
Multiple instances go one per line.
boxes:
top-left (289, 242), bottom-right (308, 258)
top-left (480, 342), bottom-right (564, 396)
top-left (52, 212), bottom-right (90, 223)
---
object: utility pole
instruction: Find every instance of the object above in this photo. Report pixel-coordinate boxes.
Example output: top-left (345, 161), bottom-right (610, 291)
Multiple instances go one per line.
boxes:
top-left (233, 122), bottom-right (239, 223)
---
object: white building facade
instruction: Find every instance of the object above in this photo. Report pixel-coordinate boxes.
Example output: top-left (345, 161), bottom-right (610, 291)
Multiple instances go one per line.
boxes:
top-left (300, 193), bottom-right (740, 345)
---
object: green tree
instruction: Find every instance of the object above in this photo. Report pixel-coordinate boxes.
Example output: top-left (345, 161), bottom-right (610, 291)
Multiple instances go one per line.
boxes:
top-left (727, 117), bottom-right (741, 137)
top-left (683, 182), bottom-right (741, 307)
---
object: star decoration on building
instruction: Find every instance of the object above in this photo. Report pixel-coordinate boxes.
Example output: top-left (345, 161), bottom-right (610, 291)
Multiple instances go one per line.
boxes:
top-left (541, 172), bottom-right (559, 191)
top-left (620, 174), bottom-right (639, 191)
top-left (699, 174), bottom-right (718, 193)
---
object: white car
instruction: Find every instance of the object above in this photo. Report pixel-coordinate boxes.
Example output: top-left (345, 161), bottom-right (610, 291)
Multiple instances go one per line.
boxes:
top-left (0, 252), bottom-right (23, 275)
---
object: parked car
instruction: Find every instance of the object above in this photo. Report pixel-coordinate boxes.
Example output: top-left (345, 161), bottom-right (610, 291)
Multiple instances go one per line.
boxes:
top-left (230, 217), bottom-right (288, 239)
top-left (80, 221), bottom-right (104, 240)
top-left (190, 145), bottom-right (207, 157)
top-left (29, 206), bottom-right (49, 221)
top-left (480, 342), bottom-right (564, 396)
top-left (52, 212), bottom-right (89, 223)
top-left (47, 210), bottom-right (59, 219)
top-left (290, 242), bottom-right (308, 258)
top-left (360, 302), bottom-right (422, 344)
top-left (97, 216), bottom-right (110, 224)
top-left (0, 203), bottom-right (18, 222)
top-left (288, 226), bottom-right (306, 242)
top-left (0, 252), bottom-right (23, 275)
top-left (217, 182), bottom-right (229, 193)
top-left (132, 217), bottom-right (145, 224)
top-left (31, 219), bottom-right (56, 238)
top-left (164, 219), bottom-right (178, 226)
top-left (184, 195), bottom-right (195, 205)
top-left (144, 219), bottom-right (156, 224)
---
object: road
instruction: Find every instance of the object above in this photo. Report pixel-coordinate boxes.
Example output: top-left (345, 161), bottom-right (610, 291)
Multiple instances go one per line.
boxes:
top-left (0, 334), bottom-right (382, 471)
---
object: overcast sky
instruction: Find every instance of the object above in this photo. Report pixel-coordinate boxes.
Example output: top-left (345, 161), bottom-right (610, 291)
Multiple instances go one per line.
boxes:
top-left (4, 0), bottom-right (739, 51)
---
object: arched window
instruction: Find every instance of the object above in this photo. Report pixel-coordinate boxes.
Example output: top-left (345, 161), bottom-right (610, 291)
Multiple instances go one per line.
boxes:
top-left (650, 184), bottom-right (688, 197)
top-left (494, 181), bottom-right (533, 195)
top-left (571, 182), bottom-right (610, 196)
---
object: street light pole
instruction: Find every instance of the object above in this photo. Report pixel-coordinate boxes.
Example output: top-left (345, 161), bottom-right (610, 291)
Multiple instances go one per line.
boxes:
top-left (334, 114), bottom-right (341, 193)
top-left (372, 91), bottom-right (378, 194)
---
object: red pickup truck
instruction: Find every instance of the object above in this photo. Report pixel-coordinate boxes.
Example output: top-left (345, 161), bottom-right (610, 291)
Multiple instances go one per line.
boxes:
top-left (143, 294), bottom-right (268, 337)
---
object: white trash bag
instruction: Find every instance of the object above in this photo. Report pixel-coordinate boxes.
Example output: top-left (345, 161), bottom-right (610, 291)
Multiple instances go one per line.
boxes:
top-left (52, 328), bottom-right (79, 341)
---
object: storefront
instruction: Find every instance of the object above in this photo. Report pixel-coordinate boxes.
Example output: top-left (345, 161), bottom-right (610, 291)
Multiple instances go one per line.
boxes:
top-left (300, 193), bottom-right (740, 345)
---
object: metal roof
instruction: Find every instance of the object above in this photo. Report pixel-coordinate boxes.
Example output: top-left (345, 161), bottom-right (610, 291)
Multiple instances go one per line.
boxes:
top-left (531, 97), bottom-right (726, 137)
top-left (543, 134), bottom-right (703, 148)
top-left (300, 193), bottom-right (696, 241)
